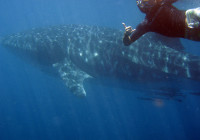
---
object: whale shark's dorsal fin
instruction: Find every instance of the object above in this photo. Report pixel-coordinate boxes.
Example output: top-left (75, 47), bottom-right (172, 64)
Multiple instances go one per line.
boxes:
top-left (53, 58), bottom-right (92, 97)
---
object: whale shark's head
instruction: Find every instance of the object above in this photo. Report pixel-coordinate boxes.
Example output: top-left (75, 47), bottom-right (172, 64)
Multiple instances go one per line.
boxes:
top-left (0, 28), bottom-right (67, 65)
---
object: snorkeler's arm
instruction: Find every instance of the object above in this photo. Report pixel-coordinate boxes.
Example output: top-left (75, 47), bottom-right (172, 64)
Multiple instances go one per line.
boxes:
top-left (123, 21), bottom-right (148, 46)
top-left (129, 25), bottom-right (147, 43)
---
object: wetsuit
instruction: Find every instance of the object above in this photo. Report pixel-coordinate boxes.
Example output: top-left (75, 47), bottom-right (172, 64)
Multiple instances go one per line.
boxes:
top-left (123, 0), bottom-right (186, 46)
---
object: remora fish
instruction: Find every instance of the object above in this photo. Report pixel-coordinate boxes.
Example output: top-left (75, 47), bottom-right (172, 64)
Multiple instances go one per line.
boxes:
top-left (1, 24), bottom-right (200, 96)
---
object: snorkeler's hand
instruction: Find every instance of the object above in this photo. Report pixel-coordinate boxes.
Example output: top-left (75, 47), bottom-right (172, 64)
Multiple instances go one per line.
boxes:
top-left (122, 23), bottom-right (135, 36)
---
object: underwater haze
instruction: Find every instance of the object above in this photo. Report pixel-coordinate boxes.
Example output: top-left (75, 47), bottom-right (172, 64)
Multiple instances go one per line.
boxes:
top-left (0, 0), bottom-right (200, 140)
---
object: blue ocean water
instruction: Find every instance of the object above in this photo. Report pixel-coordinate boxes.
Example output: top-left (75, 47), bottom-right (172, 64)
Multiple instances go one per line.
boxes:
top-left (0, 0), bottom-right (200, 140)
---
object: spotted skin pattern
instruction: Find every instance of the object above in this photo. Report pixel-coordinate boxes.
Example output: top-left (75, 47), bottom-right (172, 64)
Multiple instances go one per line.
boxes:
top-left (1, 24), bottom-right (200, 96)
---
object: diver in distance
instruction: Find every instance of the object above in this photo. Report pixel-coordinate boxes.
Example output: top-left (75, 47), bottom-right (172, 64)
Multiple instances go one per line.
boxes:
top-left (123, 0), bottom-right (200, 46)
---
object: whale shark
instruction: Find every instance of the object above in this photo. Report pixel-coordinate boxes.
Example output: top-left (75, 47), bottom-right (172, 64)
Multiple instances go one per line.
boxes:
top-left (1, 24), bottom-right (200, 97)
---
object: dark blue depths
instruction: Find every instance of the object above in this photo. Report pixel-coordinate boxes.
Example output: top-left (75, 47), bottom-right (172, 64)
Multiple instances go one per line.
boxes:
top-left (0, 0), bottom-right (200, 140)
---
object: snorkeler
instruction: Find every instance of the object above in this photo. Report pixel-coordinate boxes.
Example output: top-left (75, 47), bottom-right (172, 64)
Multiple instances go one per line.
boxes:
top-left (123, 0), bottom-right (200, 46)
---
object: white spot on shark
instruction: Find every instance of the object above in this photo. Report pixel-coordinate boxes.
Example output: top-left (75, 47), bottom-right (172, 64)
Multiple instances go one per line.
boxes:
top-left (94, 52), bottom-right (98, 57)
top-left (165, 56), bottom-right (169, 61)
top-left (61, 72), bottom-right (67, 77)
top-left (163, 66), bottom-right (169, 73)
top-left (186, 67), bottom-right (191, 78)
top-left (183, 56), bottom-right (187, 61)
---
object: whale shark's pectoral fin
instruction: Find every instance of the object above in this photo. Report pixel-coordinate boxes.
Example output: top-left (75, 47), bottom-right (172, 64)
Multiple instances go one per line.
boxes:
top-left (53, 59), bottom-right (92, 97)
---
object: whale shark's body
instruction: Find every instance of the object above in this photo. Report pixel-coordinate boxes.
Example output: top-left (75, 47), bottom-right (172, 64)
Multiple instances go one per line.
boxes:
top-left (1, 24), bottom-right (200, 97)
